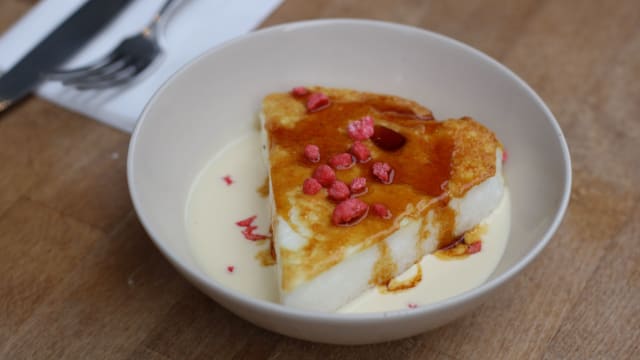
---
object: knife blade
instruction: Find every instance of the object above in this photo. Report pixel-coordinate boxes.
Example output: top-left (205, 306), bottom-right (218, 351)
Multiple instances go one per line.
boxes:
top-left (0, 0), bottom-right (134, 113)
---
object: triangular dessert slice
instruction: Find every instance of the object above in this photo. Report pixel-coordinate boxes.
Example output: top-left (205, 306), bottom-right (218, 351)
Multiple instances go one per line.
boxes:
top-left (261, 87), bottom-right (504, 311)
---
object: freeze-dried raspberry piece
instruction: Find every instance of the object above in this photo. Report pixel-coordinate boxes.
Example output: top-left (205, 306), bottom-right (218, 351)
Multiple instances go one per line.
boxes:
top-left (242, 227), bottom-right (268, 241)
top-left (236, 215), bottom-right (269, 241)
top-left (408, 303), bottom-right (418, 309)
top-left (306, 92), bottom-right (330, 112)
top-left (350, 177), bottom-right (367, 195)
top-left (371, 203), bottom-right (392, 219)
top-left (372, 162), bottom-right (394, 184)
top-left (304, 144), bottom-right (320, 163)
top-left (222, 175), bottom-right (234, 185)
top-left (350, 141), bottom-right (371, 162)
top-left (328, 181), bottom-right (350, 201)
top-left (332, 198), bottom-right (369, 226)
top-left (347, 115), bottom-right (375, 140)
top-left (291, 86), bottom-right (309, 97)
top-left (235, 215), bottom-right (257, 227)
top-left (467, 241), bottom-right (482, 254)
top-left (226, 265), bottom-right (235, 273)
top-left (302, 178), bottom-right (322, 195)
top-left (329, 152), bottom-right (355, 170)
top-left (312, 164), bottom-right (336, 187)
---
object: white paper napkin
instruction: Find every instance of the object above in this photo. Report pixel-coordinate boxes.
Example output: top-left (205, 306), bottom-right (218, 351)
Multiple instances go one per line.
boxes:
top-left (0, 0), bottom-right (282, 132)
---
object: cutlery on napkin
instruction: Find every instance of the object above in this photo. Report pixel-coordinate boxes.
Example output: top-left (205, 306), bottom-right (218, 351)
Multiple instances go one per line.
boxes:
top-left (0, 0), bottom-right (283, 132)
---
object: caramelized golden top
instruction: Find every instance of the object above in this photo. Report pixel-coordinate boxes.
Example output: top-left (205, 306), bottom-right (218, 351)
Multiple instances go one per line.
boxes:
top-left (262, 87), bottom-right (501, 292)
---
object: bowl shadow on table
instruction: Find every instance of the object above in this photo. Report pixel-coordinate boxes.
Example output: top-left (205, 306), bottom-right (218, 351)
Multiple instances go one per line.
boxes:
top-left (130, 226), bottom-right (515, 360)
top-left (134, 281), bottom-right (448, 359)
top-left (136, 280), bottom-right (499, 360)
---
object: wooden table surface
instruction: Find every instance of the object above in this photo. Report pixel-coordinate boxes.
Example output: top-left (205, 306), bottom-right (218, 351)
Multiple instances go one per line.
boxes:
top-left (1, 0), bottom-right (639, 359)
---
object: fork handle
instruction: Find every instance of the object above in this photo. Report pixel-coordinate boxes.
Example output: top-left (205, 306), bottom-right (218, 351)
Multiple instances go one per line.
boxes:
top-left (145, 0), bottom-right (182, 36)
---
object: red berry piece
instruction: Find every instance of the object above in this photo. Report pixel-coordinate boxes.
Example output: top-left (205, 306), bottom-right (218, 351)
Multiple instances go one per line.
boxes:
top-left (222, 175), bottom-right (234, 185)
top-left (467, 241), bottom-right (482, 254)
top-left (236, 215), bottom-right (269, 241)
top-left (350, 177), bottom-right (367, 195)
top-left (350, 141), bottom-right (371, 162)
top-left (502, 149), bottom-right (508, 163)
top-left (242, 229), bottom-right (268, 241)
top-left (347, 115), bottom-right (375, 140)
top-left (312, 164), bottom-right (336, 187)
top-left (372, 162), bottom-right (395, 184)
top-left (329, 152), bottom-right (355, 170)
top-left (306, 92), bottom-right (330, 112)
top-left (332, 198), bottom-right (369, 226)
top-left (235, 215), bottom-right (257, 227)
top-left (304, 144), bottom-right (320, 163)
top-left (291, 86), bottom-right (309, 97)
top-left (302, 178), bottom-right (322, 195)
top-left (227, 265), bottom-right (235, 273)
top-left (328, 181), bottom-right (351, 201)
top-left (372, 203), bottom-right (392, 219)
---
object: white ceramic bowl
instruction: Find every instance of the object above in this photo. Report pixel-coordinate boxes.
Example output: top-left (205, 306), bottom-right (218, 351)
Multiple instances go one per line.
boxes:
top-left (128, 19), bottom-right (571, 344)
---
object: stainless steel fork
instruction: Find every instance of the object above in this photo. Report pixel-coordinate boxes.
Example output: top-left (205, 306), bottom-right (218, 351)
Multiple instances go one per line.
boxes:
top-left (48, 0), bottom-right (181, 90)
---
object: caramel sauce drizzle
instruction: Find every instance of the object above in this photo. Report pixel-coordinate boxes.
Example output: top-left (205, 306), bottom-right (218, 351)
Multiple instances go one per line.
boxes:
top-left (435, 224), bottom-right (487, 260)
top-left (257, 176), bottom-right (270, 198)
top-left (255, 247), bottom-right (276, 266)
top-left (382, 263), bottom-right (423, 293)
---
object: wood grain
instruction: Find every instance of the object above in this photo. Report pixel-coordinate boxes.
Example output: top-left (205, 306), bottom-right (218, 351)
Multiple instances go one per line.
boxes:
top-left (1, 0), bottom-right (639, 359)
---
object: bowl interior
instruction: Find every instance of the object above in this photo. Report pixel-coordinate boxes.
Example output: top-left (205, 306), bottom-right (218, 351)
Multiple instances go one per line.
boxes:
top-left (129, 20), bottom-right (570, 318)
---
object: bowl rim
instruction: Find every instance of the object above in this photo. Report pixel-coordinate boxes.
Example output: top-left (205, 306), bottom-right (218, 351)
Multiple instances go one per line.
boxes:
top-left (127, 18), bottom-right (572, 322)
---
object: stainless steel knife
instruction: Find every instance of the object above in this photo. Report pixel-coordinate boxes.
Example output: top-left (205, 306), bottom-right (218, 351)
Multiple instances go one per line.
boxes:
top-left (0, 0), bottom-right (133, 113)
